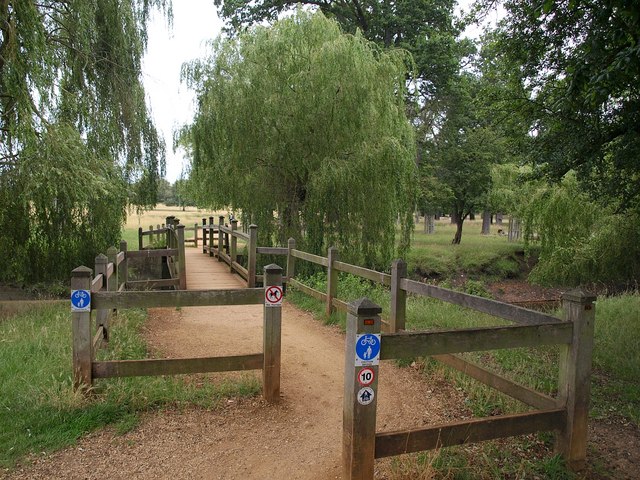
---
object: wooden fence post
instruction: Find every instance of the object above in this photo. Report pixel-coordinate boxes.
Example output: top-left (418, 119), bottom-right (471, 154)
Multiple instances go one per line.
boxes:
top-left (176, 224), bottom-right (187, 290)
top-left (119, 240), bottom-right (128, 288)
top-left (287, 238), bottom-right (296, 282)
top-left (389, 259), bottom-right (407, 333)
top-left (138, 226), bottom-right (143, 250)
top-left (247, 224), bottom-right (258, 288)
top-left (263, 264), bottom-right (283, 403)
top-left (71, 266), bottom-right (93, 391)
top-left (106, 246), bottom-right (118, 334)
top-left (149, 225), bottom-right (154, 244)
top-left (217, 216), bottom-right (224, 261)
top-left (343, 298), bottom-right (382, 480)
top-left (193, 223), bottom-right (198, 247)
top-left (230, 219), bottom-right (238, 272)
top-left (202, 218), bottom-right (207, 253)
top-left (326, 247), bottom-right (338, 318)
top-left (209, 216), bottom-right (215, 256)
top-left (556, 289), bottom-right (597, 470)
top-left (166, 216), bottom-right (175, 248)
top-left (94, 254), bottom-right (109, 338)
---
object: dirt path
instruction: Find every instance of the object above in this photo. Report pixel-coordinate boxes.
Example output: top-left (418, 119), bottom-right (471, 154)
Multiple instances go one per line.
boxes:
top-left (8, 296), bottom-right (467, 480)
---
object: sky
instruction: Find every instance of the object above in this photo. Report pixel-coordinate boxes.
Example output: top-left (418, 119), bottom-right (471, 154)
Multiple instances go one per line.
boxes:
top-left (142, 1), bottom-right (223, 183)
top-left (141, 1), bottom-right (498, 183)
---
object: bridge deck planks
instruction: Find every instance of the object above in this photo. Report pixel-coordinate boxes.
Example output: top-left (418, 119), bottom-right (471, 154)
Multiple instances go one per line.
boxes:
top-left (184, 247), bottom-right (246, 290)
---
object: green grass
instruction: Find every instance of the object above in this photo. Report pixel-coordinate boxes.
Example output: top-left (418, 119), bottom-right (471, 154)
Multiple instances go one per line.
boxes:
top-left (121, 227), bottom-right (140, 251)
top-left (0, 304), bottom-right (261, 469)
top-left (407, 220), bottom-right (526, 281)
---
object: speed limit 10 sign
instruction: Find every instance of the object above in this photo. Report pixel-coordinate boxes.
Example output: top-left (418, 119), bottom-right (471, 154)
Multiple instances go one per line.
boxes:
top-left (357, 367), bottom-right (375, 386)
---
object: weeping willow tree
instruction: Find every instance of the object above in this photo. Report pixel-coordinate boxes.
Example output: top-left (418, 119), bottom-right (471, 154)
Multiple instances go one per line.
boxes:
top-left (181, 11), bottom-right (416, 268)
top-left (521, 172), bottom-right (640, 287)
top-left (0, 1), bottom-right (170, 282)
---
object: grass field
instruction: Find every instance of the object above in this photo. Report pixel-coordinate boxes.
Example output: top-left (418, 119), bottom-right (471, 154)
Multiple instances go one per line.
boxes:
top-left (0, 305), bottom-right (260, 469)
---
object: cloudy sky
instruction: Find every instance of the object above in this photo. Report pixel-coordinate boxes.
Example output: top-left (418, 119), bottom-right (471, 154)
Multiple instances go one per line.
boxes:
top-left (141, 1), bottom-right (495, 182)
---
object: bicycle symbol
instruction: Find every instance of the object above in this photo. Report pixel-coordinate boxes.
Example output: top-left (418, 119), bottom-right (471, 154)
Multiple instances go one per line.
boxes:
top-left (360, 336), bottom-right (378, 346)
top-left (71, 290), bottom-right (90, 310)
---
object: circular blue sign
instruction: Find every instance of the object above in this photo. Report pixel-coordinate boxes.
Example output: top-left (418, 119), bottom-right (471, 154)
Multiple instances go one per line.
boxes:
top-left (71, 289), bottom-right (91, 310)
top-left (355, 334), bottom-right (380, 362)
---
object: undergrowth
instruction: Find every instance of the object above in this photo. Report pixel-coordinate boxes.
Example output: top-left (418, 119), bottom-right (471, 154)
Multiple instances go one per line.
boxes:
top-left (0, 304), bottom-right (260, 469)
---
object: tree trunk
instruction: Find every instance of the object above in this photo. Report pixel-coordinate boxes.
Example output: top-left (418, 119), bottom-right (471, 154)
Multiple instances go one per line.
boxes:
top-left (452, 217), bottom-right (464, 244)
top-left (425, 214), bottom-right (435, 234)
top-left (450, 210), bottom-right (459, 225)
top-left (481, 210), bottom-right (491, 235)
top-left (469, 212), bottom-right (475, 220)
top-left (496, 213), bottom-right (503, 225)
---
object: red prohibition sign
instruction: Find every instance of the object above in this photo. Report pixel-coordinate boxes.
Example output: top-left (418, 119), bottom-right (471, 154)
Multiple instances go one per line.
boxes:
top-left (265, 285), bottom-right (283, 304)
top-left (358, 367), bottom-right (375, 386)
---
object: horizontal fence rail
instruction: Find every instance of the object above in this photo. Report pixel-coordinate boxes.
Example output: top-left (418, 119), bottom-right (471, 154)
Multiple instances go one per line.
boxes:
top-left (93, 288), bottom-right (263, 310)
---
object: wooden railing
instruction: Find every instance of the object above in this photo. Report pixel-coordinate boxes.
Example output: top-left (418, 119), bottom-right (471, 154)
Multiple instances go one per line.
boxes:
top-left (223, 240), bottom-right (595, 476)
top-left (136, 215), bottom-right (187, 290)
top-left (70, 264), bottom-right (284, 403)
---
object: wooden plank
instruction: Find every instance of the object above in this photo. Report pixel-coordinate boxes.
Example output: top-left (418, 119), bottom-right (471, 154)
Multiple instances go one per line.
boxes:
top-left (92, 326), bottom-right (105, 352)
top-left (126, 278), bottom-right (180, 289)
top-left (332, 297), bottom-right (349, 312)
top-left (232, 262), bottom-right (248, 280)
top-left (375, 409), bottom-right (566, 458)
top-left (380, 322), bottom-right (573, 360)
top-left (93, 353), bottom-right (264, 378)
top-left (333, 261), bottom-right (391, 286)
top-left (233, 230), bottom-right (249, 241)
top-left (118, 282), bottom-right (126, 292)
top-left (116, 251), bottom-right (125, 266)
top-left (141, 227), bottom-right (168, 235)
top-left (263, 265), bottom-right (283, 403)
top-left (91, 274), bottom-right (104, 293)
top-left (93, 288), bottom-right (264, 309)
top-left (127, 248), bottom-right (178, 259)
top-left (401, 279), bottom-right (561, 326)
top-left (219, 251), bottom-right (231, 265)
top-left (291, 249), bottom-right (329, 267)
top-left (106, 262), bottom-right (114, 279)
top-left (389, 259), bottom-right (407, 332)
top-left (432, 354), bottom-right (559, 410)
top-left (289, 278), bottom-right (326, 301)
top-left (256, 247), bottom-right (288, 255)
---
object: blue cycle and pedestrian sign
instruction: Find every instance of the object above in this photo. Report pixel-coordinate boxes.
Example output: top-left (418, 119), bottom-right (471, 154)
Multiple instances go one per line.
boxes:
top-left (71, 289), bottom-right (91, 312)
top-left (355, 333), bottom-right (381, 366)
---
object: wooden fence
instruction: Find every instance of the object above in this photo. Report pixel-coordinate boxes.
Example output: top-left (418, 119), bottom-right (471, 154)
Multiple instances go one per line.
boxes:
top-left (136, 215), bottom-right (187, 290)
top-left (70, 263), bottom-right (283, 403)
top-left (208, 239), bottom-right (595, 476)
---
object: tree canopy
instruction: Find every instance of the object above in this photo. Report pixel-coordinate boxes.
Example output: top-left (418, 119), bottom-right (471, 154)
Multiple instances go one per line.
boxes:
top-left (181, 11), bottom-right (416, 268)
top-left (0, 0), bottom-right (170, 282)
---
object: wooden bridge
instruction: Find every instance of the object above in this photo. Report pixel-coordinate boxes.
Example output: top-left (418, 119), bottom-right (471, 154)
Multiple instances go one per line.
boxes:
top-left (70, 216), bottom-right (597, 478)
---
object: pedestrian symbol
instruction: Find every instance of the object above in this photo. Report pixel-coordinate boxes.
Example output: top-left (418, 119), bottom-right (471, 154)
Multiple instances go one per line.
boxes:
top-left (355, 333), bottom-right (381, 366)
top-left (71, 290), bottom-right (91, 312)
top-left (357, 387), bottom-right (375, 406)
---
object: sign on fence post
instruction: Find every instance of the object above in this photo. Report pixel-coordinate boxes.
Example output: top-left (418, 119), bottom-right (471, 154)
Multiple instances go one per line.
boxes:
top-left (343, 298), bottom-right (382, 480)
top-left (71, 266), bottom-right (93, 391)
top-left (263, 264), bottom-right (283, 403)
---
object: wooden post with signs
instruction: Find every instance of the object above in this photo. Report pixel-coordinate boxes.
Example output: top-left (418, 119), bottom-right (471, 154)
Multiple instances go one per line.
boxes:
top-left (389, 259), bottom-right (407, 333)
top-left (343, 298), bottom-right (382, 480)
top-left (71, 266), bottom-right (93, 391)
top-left (556, 289), bottom-right (596, 470)
top-left (263, 264), bottom-right (283, 403)
top-left (326, 247), bottom-right (338, 317)
top-left (247, 224), bottom-right (257, 288)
